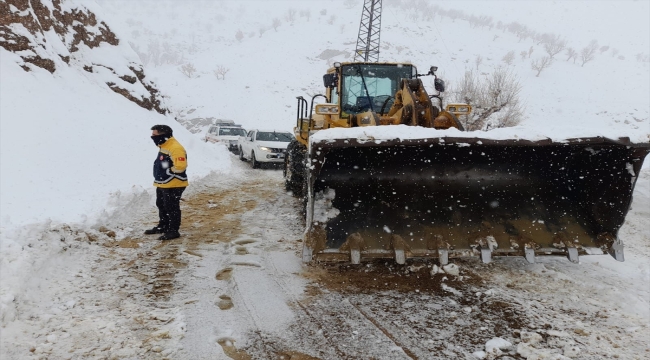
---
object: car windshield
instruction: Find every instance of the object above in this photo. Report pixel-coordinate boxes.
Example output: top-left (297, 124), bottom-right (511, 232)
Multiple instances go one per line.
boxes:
top-left (256, 132), bottom-right (293, 142)
top-left (219, 127), bottom-right (246, 136)
top-left (340, 64), bottom-right (415, 114)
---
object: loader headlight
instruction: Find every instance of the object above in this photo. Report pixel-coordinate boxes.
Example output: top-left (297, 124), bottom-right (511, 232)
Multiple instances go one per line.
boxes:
top-left (259, 146), bottom-right (271, 152)
top-left (315, 104), bottom-right (340, 115)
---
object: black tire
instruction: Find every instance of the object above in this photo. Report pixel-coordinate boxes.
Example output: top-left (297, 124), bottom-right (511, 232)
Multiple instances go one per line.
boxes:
top-left (284, 140), bottom-right (307, 197)
top-left (239, 146), bottom-right (246, 161)
top-left (251, 151), bottom-right (260, 169)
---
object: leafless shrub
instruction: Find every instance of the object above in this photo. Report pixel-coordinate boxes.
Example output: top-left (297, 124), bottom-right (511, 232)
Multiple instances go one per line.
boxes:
top-left (531, 56), bottom-right (553, 77)
top-left (474, 54), bottom-right (483, 70)
top-left (235, 30), bottom-right (244, 42)
top-left (611, 48), bottom-right (619, 58)
top-left (599, 45), bottom-right (610, 54)
top-left (180, 63), bottom-right (196, 78)
top-left (528, 46), bottom-right (534, 58)
top-left (580, 40), bottom-right (599, 67)
top-left (520, 51), bottom-right (527, 61)
top-left (450, 67), bottom-right (524, 130)
top-left (299, 9), bottom-right (311, 21)
top-left (320, 9), bottom-right (327, 16)
top-left (543, 34), bottom-right (567, 59)
top-left (636, 53), bottom-right (650, 62)
top-left (213, 65), bottom-right (229, 80)
top-left (565, 47), bottom-right (577, 63)
top-left (502, 51), bottom-right (515, 65)
top-left (272, 18), bottom-right (281, 31)
top-left (344, 0), bottom-right (356, 9)
top-left (340, 24), bottom-right (346, 34)
top-left (327, 15), bottom-right (336, 25)
top-left (259, 26), bottom-right (267, 37)
top-left (284, 8), bottom-right (297, 24)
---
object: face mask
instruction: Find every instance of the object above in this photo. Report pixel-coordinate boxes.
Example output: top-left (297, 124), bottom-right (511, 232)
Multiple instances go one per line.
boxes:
top-left (151, 134), bottom-right (169, 146)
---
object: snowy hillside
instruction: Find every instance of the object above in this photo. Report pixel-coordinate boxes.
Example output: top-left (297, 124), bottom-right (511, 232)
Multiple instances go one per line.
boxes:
top-left (1, 1), bottom-right (649, 359)
top-left (97, 0), bottom-right (649, 141)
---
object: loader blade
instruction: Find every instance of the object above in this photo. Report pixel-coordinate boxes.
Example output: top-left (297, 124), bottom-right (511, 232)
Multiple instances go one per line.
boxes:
top-left (303, 136), bottom-right (649, 263)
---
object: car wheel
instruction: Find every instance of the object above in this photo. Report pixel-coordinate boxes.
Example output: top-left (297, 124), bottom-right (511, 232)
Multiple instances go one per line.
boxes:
top-left (251, 151), bottom-right (260, 169)
top-left (239, 147), bottom-right (246, 161)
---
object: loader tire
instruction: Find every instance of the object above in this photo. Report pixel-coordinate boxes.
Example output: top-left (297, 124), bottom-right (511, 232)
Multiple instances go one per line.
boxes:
top-left (284, 140), bottom-right (307, 198)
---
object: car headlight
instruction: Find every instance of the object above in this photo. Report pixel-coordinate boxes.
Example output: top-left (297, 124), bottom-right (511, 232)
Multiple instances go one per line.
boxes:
top-left (259, 146), bottom-right (271, 152)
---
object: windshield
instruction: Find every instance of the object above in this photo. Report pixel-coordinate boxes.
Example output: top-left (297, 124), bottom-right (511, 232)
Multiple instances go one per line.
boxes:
top-left (256, 132), bottom-right (293, 142)
top-left (219, 127), bottom-right (246, 136)
top-left (340, 64), bottom-right (415, 114)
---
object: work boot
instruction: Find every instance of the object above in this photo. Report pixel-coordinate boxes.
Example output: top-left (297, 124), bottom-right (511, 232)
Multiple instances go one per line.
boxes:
top-left (158, 231), bottom-right (180, 240)
top-left (144, 226), bottom-right (165, 235)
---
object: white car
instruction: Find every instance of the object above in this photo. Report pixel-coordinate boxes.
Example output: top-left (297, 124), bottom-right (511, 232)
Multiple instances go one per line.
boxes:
top-left (204, 120), bottom-right (247, 154)
top-left (238, 130), bottom-right (294, 168)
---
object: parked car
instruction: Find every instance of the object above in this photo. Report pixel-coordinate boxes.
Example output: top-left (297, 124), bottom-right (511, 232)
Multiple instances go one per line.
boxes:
top-left (204, 119), bottom-right (247, 154)
top-left (238, 130), bottom-right (294, 168)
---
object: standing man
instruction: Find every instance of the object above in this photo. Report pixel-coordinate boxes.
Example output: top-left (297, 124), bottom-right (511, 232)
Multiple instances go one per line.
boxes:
top-left (145, 125), bottom-right (188, 240)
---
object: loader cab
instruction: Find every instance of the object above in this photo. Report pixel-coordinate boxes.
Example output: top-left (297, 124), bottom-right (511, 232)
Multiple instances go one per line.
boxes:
top-left (337, 63), bottom-right (417, 115)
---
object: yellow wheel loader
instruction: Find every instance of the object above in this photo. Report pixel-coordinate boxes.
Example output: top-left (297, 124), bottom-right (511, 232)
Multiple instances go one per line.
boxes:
top-left (284, 61), bottom-right (650, 265)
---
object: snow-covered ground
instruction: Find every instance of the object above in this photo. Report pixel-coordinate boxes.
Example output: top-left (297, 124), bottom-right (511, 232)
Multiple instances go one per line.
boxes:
top-left (1, 0), bottom-right (649, 359)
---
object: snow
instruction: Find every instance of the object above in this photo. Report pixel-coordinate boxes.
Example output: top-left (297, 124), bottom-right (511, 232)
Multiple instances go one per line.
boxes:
top-left (1, 0), bottom-right (649, 358)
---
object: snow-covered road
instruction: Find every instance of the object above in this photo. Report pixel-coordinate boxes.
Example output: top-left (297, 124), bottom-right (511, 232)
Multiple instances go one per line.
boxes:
top-left (1, 158), bottom-right (648, 360)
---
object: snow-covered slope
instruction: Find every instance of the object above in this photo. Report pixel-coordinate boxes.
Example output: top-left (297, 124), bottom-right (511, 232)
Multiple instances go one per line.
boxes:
top-left (0, 0), bottom-right (231, 227)
top-left (97, 0), bottom-right (649, 143)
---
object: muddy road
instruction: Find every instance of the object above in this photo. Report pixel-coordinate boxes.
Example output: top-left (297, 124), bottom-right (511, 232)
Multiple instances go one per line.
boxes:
top-left (4, 160), bottom-right (648, 360)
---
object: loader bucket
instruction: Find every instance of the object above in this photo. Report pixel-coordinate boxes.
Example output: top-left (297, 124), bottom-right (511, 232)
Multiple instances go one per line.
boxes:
top-left (302, 136), bottom-right (650, 264)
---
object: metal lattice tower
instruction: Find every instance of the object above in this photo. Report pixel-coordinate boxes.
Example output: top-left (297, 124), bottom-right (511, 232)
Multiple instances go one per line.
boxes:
top-left (354, 0), bottom-right (382, 62)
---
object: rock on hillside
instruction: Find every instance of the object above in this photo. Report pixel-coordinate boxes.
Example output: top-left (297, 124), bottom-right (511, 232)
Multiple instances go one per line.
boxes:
top-left (0, 0), bottom-right (167, 114)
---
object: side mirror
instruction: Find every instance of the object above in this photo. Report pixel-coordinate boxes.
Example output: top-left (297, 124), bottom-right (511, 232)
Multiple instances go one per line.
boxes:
top-left (434, 78), bottom-right (445, 92)
top-left (323, 73), bottom-right (338, 88)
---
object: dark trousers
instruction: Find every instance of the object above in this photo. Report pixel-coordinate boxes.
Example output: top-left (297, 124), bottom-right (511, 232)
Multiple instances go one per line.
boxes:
top-left (156, 187), bottom-right (185, 232)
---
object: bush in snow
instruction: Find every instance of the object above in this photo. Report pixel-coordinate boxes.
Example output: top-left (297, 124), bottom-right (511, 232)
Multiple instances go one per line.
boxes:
top-left (531, 56), bottom-right (553, 77)
top-left (213, 65), bottom-right (229, 80)
top-left (502, 51), bottom-right (515, 65)
top-left (327, 15), bottom-right (336, 25)
top-left (565, 47), bottom-right (578, 63)
top-left (299, 9), bottom-right (311, 21)
top-left (449, 67), bottom-right (524, 131)
top-left (474, 54), bottom-right (483, 70)
top-left (580, 40), bottom-right (599, 67)
top-left (180, 63), bottom-right (197, 78)
top-left (259, 26), bottom-right (267, 37)
top-left (319, 9), bottom-right (327, 16)
top-left (599, 45), bottom-right (610, 54)
top-left (542, 34), bottom-right (567, 59)
top-left (235, 30), bottom-right (244, 42)
top-left (636, 53), bottom-right (650, 63)
top-left (519, 51), bottom-right (527, 61)
top-left (611, 48), bottom-right (619, 58)
top-left (272, 17), bottom-right (281, 31)
top-left (284, 9), bottom-right (297, 25)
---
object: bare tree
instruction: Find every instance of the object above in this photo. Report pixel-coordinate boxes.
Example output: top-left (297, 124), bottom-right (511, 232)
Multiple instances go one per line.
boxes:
top-left (502, 50), bottom-right (515, 65)
top-left (543, 34), bottom-right (567, 59)
top-left (565, 47), bottom-right (578, 63)
top-left (259, 26), bottom-right (267, 37)
top-left (450, 67), bottom-right (524, 130)
top-left (528, 46), bottom-right (534, 58)
top-left (599, 45), bottom-right (610, 54)
top-left (320, 9), bottom-right (327, 16)
top-left (580, 40), bottom-right (599, 67)
top-left (474, 54), bottom-right (483, 70)
top-left (180, 63), bottom-right (196, 78)
top-left (531, 56), bottom-right (552, 77)
top-left (235, 30), bottom-right (244, 42)
top-left (284, 8), bottom-right (297, 25)
top-left (213, 65), bottom-right (229, 80)
top-left (327, 15), bottom-right (336, 25)
top-left (520, 51), bottom-right (527, 61)
top-left (299, 9), bottom-right (311, 21)
top-left (272, 18), bottom-right (281, 31)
